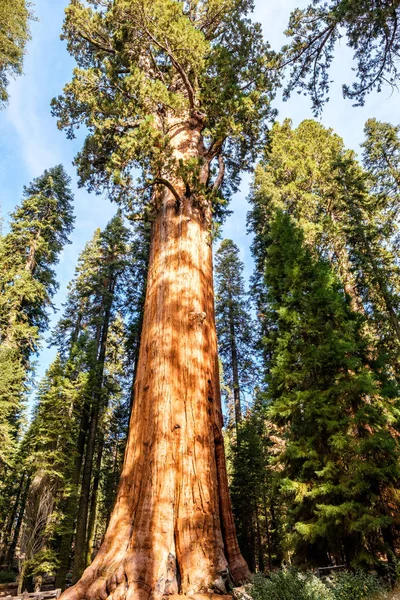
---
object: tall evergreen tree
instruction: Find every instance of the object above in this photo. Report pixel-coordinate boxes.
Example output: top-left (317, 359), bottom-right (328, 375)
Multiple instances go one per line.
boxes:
top-left (258, 211), bottom-right (400, 569)
top-left (215, 239), bottom-right (256, 430)
top-left (51, 214), bottom-right (147, 589)
top-left (249, 119), bottom-right (400, 381)
top-left (52, 0), bottom-right (277, 596)
top-left (13, 354), bottom-right (85, 585)
top-left (0, 165), bottom-right (74, 478)
top-left (71, 214), bottom-right (130, 583)
top-left (0, 0), bottom-right (31, 107)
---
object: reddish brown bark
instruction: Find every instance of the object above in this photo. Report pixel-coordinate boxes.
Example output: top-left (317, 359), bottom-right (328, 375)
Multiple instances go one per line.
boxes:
top-left (61, 120), bottom-right (249, 600)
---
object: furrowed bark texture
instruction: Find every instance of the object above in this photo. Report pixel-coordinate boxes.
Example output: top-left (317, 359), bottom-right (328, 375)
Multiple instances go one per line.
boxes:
top-left (61, 121), bottom-right (249, 600)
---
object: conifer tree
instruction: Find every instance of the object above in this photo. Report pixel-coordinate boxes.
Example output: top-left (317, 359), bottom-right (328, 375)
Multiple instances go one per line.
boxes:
top-left (0, 165), bottom-right (74, 478)
top-left (228, 403), bottom-right (284, 574)
top-left (249, 119), bottom-right (400, 380)
top-left (51, 214), bottom-right (147, 590)
top-left (215, 239), bottom-right (256, 430)
top-left (259, 211), bottom-right (400, 568)
top-left (362, 119), bottom-right (400, 199)
top-left (52, 1), bottom-right (276, 596)
top-left (0, 0), bottom-right (31, 107)
top-left (13, 354), bottom-right (85, 585)
top-left (71, 214), bottom-right (130, 583)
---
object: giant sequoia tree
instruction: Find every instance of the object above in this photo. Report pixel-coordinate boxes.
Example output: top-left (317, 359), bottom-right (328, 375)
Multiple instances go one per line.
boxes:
top-left (52, 1), bottom-right (275, 598)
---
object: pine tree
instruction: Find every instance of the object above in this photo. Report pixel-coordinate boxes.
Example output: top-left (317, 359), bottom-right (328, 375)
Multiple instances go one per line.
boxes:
top-left (0, 0), bottom-right (32, 107)
top-left (51, 214), bottom-right (147, 589)
top-left (249, 119), bottom-right (400, 382)
top-left (362, 119), bottom-right (400, 199)
top-left (52, 0), bottom-right (277, 596)
top-left (229, 402), bottom-right (284, 574)
top-left (215, 239), bottom-right (257, 430)
top-left (71, 214), bottom-right (131, 583)
top-left (13, 354), bottom-right (85, 585)
top-left (0, 165), bottom-right (74, 480)
top-left (259, 211), bottom-right (400, 569)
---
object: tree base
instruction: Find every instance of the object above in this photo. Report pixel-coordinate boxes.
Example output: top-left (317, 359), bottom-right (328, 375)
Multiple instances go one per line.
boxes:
top-left (167, 595), bottom-right (234, 600)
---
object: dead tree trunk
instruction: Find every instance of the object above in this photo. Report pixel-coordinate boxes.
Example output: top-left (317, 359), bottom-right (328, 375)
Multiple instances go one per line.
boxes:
top-left (61, 118), bottom-right (249, 600)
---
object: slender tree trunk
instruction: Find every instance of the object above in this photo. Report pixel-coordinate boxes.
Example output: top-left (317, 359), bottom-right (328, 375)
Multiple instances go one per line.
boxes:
top-left (0, 472), bottom-right (26, 563)
top-left (262, 496), bottom-right (272, 572)
top-left (73, 284), bottom-right (115, 583)
top-left (61, 120), bottom-right (249, 600)
top-left (228, 305), bottom-right (241, 430)
top-left (255, 504), bottom-right (264, 573)
top-left (6, 475), bottom-right (31, 567)
top-left (86, 435), bottom-right (105, 566)
top-left (55, 406), bottom-right (90, 590)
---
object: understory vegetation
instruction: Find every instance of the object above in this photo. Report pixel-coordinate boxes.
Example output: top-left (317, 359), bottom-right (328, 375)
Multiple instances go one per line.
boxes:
top-left (250, 570), bottom-right (387, 600)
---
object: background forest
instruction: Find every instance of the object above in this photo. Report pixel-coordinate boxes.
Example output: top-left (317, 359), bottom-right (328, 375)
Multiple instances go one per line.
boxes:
top-left (1, 1), bottom-right (400, 600)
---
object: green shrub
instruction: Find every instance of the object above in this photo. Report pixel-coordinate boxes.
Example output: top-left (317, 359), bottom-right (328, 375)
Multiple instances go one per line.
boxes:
top-left (249, 569), bottom-right (386, 600)
top-left (0, 569), bottom-right (16, 584)
top-left (329, 570), bottom-right (385, 600)
top-left (251, 570), bottom-right (332, 600)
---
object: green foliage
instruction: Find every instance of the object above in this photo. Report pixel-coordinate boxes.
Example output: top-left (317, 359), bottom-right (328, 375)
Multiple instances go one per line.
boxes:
top-left (215, 239), bottom-right (257, 417)
top-left (0, 165), bottom-right (74, 476)
top-left (0, 570), bottom-right (16, 584)
top-left (52, 0), bottom-right (276, 210)
top-left (249, 119), bottom-right (400, 385)
top-left (0, 0), bottom-right (32, 107)
top-left (251, 570), bottom-right (332, 600)
top-left (0, 165), bottom-right (75, 353)
top-left (24, 549), bottom-right (60, 577)
top-left (229, 405), bottom-right (283, 572)
top-left (252, 210), bottom-right (400, 566)
top-left (362, 119), bottom-right (400, 206)
top-left (280, 0), bottom-right (400, 112)
top-left (250, 570), bottom-right (385, 600)
top-left (329, 570), bottom-right (385, 600)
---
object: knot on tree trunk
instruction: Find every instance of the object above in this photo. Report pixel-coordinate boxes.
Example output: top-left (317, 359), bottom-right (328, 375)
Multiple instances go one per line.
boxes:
top-left (188, 310), bottom-right (207, 327)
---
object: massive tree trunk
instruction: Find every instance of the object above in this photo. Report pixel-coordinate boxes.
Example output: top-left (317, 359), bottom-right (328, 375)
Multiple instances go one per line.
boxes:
top-left (62, 119), bottom-right (249, 600)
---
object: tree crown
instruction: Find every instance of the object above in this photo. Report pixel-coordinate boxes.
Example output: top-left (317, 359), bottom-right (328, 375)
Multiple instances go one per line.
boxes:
top-left (52, 0), bottom-right (276, 211)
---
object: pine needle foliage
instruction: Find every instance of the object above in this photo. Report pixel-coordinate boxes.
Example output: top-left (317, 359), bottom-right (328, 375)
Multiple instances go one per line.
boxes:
top-left (259, 211), bottom-right (400, 568)
top-left (0, 0), bottom-right (32, 107)
top-left (279, 0), bottom-right (400, 113)
top-left (0, 165), bottom-right (74, 476)
top-left (51, 0), bottom-right (277, 214)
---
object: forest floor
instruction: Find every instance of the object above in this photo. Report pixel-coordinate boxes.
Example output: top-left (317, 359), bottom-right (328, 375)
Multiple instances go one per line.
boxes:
top-left (384, 588), bottom-right (400, 599)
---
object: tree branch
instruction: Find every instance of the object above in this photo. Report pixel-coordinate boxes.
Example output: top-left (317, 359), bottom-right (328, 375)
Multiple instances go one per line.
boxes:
top-left (213, 154), bottom-right (225, 191)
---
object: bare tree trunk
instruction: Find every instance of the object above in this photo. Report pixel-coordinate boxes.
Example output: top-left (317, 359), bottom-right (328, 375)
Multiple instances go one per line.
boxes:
top-left (0, 472), bottom-right (26, 563)
top-left (255, 504), bottom-right (264, 573)
top-left (73, 281), bottom-right (115, 583)
top-left (86, 435), bottom-right (104, 566)
top-left (6, 474), bottom-right (31, 567)
top-left (55, 406), bottom-right (90, 590)
top-left (61, 120), bottom-right (249, 600)
top-left (228, 306), bottom-right (242, 431)
top-left (262, 495), bottom-right (272, 572)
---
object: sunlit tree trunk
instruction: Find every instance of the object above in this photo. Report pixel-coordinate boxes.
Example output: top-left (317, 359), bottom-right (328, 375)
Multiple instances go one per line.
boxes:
top-left (62, 119), bottom-right (249, 600)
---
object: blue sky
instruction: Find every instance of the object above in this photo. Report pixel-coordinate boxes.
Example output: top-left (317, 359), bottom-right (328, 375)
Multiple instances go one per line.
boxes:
top-left (0, 0), bottom-right (399, 389)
